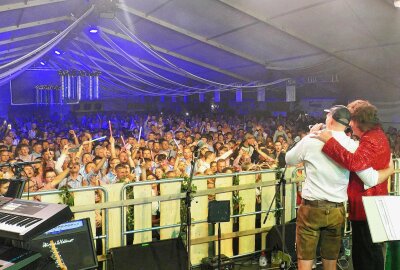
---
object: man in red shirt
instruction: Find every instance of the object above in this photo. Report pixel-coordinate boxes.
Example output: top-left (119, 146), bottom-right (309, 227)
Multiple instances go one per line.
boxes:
top-left (314, 100), bottom-right (391, 270)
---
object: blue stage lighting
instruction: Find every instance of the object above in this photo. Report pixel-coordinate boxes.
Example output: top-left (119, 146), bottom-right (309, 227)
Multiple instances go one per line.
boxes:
top-left (89, 27), bottom-right (98, 33)
top-left (40, 61), bottom-right (45, 66)
top-left (55, 50), bottom-right (61, 55)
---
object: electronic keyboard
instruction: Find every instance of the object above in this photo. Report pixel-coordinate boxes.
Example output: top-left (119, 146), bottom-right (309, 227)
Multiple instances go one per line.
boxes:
top-left (0, 197), bottom-right (72, 241)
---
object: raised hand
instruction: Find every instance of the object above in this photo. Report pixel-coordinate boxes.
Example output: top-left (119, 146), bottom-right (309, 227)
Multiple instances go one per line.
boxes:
top-left (61, 144), bottom-right (70, 155)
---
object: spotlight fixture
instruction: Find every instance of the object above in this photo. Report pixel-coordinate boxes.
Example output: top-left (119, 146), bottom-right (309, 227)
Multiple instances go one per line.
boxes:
top-left (40, 61), bottom-right (45, 66)
top-left (210, 102), bottom-right (219, 112)
top-left (89, 27), bottom-right (98, 33)
top-left (54, 50), bottom-right (61, 55)
top-left (395, 0), bottom-right (400, 7)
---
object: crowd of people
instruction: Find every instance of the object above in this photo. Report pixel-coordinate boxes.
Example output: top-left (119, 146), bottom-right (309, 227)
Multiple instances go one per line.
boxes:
top-left (0, 105), bottom-right (397, 269)
top-left (0, 110), bottom-right (311, 251)
top-left (0, 109), bottom-right (398, 201)
top-left (0, 111), bottom-right (314, 195)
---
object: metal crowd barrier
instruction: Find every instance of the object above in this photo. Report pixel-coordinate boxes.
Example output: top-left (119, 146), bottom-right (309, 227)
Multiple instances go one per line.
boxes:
top-left (392, 158), bottom-right (400, 195)
top-left (119, 170), bottom-right (290, 246)
top-left (23, 162), bottom-right (400, 264)
top-left (20, 169), bottom-right (300, 265)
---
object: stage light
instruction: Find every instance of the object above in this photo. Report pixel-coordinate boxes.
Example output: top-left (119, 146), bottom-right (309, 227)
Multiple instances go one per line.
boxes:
top-left (40, 61), bottom-right (45, 66)
top-left (89, 27), bottom-right (98, 33)
top-left (395, 0), bottom-right (400, 7)
top-left (185, 112), bottom-right (189, 116)
top-left (210, 102), bottom-right (219, 112)
top-left (54, 50), bottom-right (61, 55)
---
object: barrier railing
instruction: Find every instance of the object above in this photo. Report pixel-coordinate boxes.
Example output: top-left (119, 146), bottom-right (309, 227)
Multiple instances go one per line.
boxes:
top-left (118, 170), bottom-right (290, 249)
top-left (116, 170), bottom-right (286, 263)
top-left (392, 158), bottom-right (400, 195)
top-left (21, 162), bottom-right (399, 265)
top-left (22, 169), bottom-right (297, 264)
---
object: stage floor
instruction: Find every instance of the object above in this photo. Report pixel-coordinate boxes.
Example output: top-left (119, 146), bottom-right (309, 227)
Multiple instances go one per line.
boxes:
top-left (194, 255), bottom-right (353, 270)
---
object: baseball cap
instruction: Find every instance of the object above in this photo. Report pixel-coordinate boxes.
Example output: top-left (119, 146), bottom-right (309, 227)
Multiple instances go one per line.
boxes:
top-left (324, 105), bottom-right (351, 126)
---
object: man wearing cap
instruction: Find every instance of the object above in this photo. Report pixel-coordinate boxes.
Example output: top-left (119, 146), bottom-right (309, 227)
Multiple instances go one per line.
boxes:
top-left (314, 100), bottom-right (392, 270)
top-left (286, 105), bottom-right (393, 270)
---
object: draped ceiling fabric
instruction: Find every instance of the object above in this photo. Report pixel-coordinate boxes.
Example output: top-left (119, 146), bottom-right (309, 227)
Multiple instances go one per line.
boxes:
top-left (0, 0), bottom-right (400, 105)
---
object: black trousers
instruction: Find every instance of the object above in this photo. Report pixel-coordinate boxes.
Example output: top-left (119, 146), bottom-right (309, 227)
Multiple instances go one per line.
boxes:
top-left (351, 220), bottom-right (384, 270)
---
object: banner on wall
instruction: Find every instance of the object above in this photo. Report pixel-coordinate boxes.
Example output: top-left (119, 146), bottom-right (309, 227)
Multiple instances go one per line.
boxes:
top-left (257, 87), bottom-right (265, 102)
top-left (236, 89), bottom-right (242, 102)
top-left (199, 93), bottom-right (204, 103)
top-left (286, 84), bottom-right (296, 102)
top-left (214, 91), bottom-right (220, 103)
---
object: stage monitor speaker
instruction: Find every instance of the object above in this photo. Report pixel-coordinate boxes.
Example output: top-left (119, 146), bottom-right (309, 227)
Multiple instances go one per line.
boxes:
top-left (208, 200), bottom-right (230, 223)
top-left (265, 221), bottom-right (324, 262)
top-left (108, 238), bottom-right (188, 270)
top-left (265, 222), bottom-right (297, 261)
top-left (28, 218), bottom-right (98, 270)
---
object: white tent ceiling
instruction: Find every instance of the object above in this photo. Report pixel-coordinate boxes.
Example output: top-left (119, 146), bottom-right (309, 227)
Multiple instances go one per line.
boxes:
top-left (1, 0), bottom-right (399, 101)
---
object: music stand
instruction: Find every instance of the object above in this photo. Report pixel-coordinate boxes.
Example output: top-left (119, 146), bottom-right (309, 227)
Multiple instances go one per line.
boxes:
top-left (208, 200), bottom-right (230, 270)
top-left (362, 196), bottom-right (400, 242)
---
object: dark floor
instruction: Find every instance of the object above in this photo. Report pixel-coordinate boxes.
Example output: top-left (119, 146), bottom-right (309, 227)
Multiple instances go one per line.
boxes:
top-left (195, 254), bottom-right (353, 270)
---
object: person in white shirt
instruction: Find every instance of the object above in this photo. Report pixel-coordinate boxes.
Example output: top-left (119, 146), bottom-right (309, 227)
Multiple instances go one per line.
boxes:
top-left (285, 105), bottom-right (393, 270)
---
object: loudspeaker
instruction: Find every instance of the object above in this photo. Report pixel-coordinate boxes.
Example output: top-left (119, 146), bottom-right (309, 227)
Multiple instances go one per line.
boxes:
top-left (265, 222), bottom-right (297, 261)
top-left (265, 221), bottom-right (325, 262)
top-left (107, 238), bottom-right (188, 270)
top-left (208, 200), bottom-right (230, 223)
